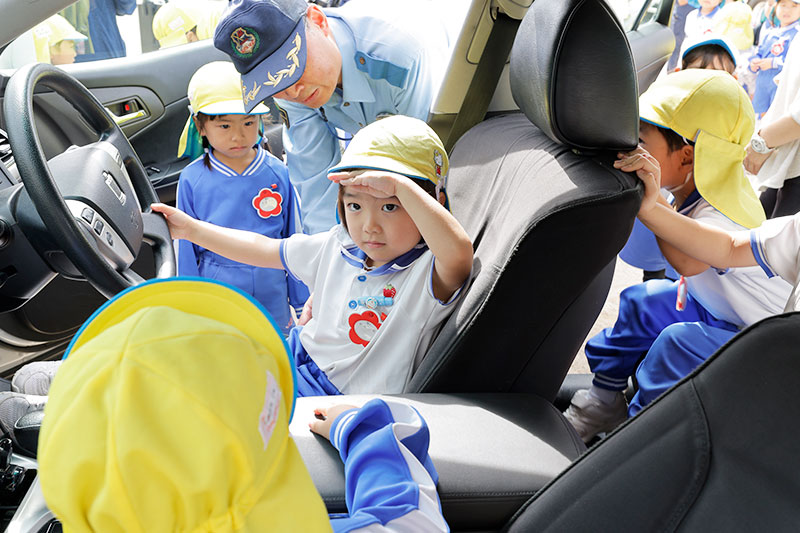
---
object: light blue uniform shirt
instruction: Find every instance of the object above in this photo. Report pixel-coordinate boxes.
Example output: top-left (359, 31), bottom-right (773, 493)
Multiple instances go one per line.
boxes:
top-left (275, 0), bottom-right (451, 234)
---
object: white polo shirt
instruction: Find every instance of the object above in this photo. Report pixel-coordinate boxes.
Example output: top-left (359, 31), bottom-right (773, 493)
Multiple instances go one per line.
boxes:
top-left (280, 225), bottom-right (463, 394)
top-left (750, 212), bottom-right (800, 312)
top-left (682, 197), bottom-right (792, 327)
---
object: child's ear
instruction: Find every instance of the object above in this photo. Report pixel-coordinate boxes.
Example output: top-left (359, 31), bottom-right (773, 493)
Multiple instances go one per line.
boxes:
top-left (193, 116), bottom-right (204, 136)
top-left (438, 191), bottom-right (446, 206)
top-left (680, 144), bottom-right (695, 169)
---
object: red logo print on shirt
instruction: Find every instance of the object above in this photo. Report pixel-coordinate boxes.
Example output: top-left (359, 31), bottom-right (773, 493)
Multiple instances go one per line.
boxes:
top-left (252, 188), bottom-right (283, 218)
top-left (772, 41), bottom-right (786, 56)
top-left (348, 311), bottom-right (381, 347)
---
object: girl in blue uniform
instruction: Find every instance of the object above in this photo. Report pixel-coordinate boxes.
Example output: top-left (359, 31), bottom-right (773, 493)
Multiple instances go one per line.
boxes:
top-left (176, 61), bottom-right (308, 335)
top-left (748, 0), bottom-right (800, 117)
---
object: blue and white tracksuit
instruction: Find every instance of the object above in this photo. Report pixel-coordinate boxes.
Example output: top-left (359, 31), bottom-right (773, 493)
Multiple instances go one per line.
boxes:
top-left (329, 398), bottom-right (448, 531)
top-left (176, 147), bottom-right (309, 335)
top-left (750, 21), bottom-right (799, 115)
top-left (587, 190), bottom-right (791, 416)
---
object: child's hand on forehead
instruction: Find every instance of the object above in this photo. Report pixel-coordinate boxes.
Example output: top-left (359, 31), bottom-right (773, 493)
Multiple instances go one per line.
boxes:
top-left (328, 169), bottom-right (408, 199)
top-left (614, 146), bottom-right (662, 215)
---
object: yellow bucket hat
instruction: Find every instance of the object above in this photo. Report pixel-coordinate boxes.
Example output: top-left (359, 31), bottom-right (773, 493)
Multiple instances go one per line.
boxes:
top-left (639, 68), bottom-right (764, 229)
top-left (38, 278), bottom-right (330, 533)
top-left (178, 61), bottom-right (269, 160)
top-left (329, 115), bottom-right (450, 208)
top-left (32, 14), bottom-right (87, 63)
top-left (153, 1), bottom-right (224, 48)
top-left (714, 0), bottom-right (755, 51)
top-left (153, 1), bottom-right (201, 48)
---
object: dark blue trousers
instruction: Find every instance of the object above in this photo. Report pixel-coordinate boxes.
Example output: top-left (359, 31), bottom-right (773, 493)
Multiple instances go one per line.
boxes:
top-left (585, 279), bottom-right (738, 415)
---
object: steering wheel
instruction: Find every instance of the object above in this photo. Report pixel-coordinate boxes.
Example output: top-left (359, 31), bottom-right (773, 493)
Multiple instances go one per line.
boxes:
top-left (3, 63), bottom-right (175, 299)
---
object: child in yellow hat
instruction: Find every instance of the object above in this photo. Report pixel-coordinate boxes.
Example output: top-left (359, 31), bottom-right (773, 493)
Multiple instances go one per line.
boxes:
top-left (31, 14), bottom-right (87, 65)
top-left (620, 34), bottom-right (739, 283)
top-left (37, 278), bottom-right (447, 532)
top-left (154, 114), bottom-right (473, 396)
top-left (152, 0), bottom-right (223, 49)
top-left (176, 61), bottom-right (308, 336)
top-left (564, 69), bottom-right (792, 442)
top-left (623, 132), bottom-right (800, 313)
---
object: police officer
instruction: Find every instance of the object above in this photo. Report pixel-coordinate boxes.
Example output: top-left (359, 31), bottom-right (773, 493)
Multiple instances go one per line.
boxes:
top-left (214, 0), bottom-right (451, 233)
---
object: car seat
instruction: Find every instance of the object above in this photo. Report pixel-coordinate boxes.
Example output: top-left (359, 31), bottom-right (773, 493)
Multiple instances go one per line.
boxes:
top-left (8, 1), bottom-right (646, 531)
top-left (504, 311), bottom-right (800, 531)
top-left (406, 0), bottom-right (642, 401)
top-left (291, 0), bottom-right (645, 530)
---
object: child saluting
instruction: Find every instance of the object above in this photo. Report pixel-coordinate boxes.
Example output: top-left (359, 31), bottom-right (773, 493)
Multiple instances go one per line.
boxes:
top-left (154, 115), bottom-right (473, 396)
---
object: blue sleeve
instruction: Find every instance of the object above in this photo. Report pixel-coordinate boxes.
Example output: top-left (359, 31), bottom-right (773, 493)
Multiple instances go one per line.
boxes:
top-left (277, 101), bottom-right (342, 234)
top-left (114, 0), bottom-right (136, 16)
top-left (283, 181), bottom-right (310, 310)
top-left (176, 173), bottom-right (201, 278)
top-left (328, 399), bottom-right (448, 533)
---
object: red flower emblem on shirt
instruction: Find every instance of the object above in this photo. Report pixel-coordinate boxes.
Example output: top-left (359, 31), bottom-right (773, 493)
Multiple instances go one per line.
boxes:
top-left (348, 311), bottom-right (381, 347)
top-left (252, 188), bottom-right (283, 218)
top-left (772, 41), bottom-right (785, 56)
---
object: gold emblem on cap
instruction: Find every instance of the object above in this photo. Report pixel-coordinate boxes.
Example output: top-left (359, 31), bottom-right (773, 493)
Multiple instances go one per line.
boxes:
top-left (243, 81), bottom-right (262, 106)
top-left (263, 33), bottom-right (302, 88)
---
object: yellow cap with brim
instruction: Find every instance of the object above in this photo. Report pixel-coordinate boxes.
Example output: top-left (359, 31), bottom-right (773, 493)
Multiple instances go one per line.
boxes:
top-left (32, 14), bottom-right (87, 63)
top-left (178, 61), bottom-right (269, 159)
top-left (152, 2), bottom-right (198, 48)
top-left (38, 278), bottom-right (331, 532)
top-left (714, 0), bottom-right (755, 51)
top-left (639, 68), bottom-right (764, 229)
top-left (329, 115), bottom-right (450, 209)
top-left (33, 14), bottom-right (88, 46)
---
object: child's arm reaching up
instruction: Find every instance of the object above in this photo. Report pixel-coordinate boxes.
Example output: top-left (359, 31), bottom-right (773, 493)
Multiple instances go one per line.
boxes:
top-left (329, 171), bottom-right (473, 302)
top-left (614, 149), bottom-right (757, 271)
top-left (151, 203), bottom-right (284, 269)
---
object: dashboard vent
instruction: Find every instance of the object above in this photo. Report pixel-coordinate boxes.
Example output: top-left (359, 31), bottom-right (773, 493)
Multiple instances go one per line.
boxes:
top-left (0, 128), bottom-right (12, 167)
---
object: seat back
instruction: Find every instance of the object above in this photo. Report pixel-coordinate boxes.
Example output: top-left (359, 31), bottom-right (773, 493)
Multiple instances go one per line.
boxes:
top-left (506, 312), bottom-right (800, 531)
top-left (407, 0), bottom-right (641, 399)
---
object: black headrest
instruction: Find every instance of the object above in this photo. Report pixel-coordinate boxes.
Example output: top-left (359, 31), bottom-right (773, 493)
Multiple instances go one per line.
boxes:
top-left (510, 0), bottom-right (638, 152)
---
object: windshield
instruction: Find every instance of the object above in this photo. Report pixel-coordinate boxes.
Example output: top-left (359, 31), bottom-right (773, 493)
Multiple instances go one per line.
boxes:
top-left (0, 0), bottom-right (227, 68)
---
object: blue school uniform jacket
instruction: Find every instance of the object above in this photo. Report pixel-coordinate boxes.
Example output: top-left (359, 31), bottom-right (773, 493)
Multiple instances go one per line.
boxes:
top-left (176, 147), bottom-right (309, 334)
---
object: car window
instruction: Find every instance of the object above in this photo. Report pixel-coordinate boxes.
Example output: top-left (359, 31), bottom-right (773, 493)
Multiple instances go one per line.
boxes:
top-left (0, 0), bottom-right (227, 69)
top-left (608, 0), bottom-right (670, 31)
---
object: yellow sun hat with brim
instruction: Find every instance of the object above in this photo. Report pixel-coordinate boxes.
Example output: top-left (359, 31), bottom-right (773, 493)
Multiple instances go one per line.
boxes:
top-left (178, 61), bottom-right (270, 160)
top-left (714, 0), bottom-right (755, 51)
top-left (154, 1), bottom-right (224, 47)
top-left (153, 1), bottom-right (200, 48)
top-left (639, 68), bottom-right (764, 229)
top-left (38, 278), bottom-right (331, 533)
top-left (32, 14), bottom-right (87, 63)
top-left (328, 115), bottom-right (450, 209)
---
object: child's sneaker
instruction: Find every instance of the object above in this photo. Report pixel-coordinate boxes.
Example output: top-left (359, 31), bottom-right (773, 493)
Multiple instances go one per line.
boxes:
top-left (563, 389), bottom-right (627, 442)
top-left (12, 360), bottom-right (61, 396)
top-left (0, 392), bottom-right (47, 439)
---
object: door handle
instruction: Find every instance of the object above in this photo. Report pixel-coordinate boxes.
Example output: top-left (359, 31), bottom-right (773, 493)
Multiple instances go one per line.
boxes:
top-left (106, 108), bottom-right (147, 126)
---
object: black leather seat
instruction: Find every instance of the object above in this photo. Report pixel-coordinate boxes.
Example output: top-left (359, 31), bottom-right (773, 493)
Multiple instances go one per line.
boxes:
top-left (407, 0), bottom-right (642, 401)
top-left (505, 312), bottom-right (800, 532)
top-left (293, 0), bottom-right (645, 530)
